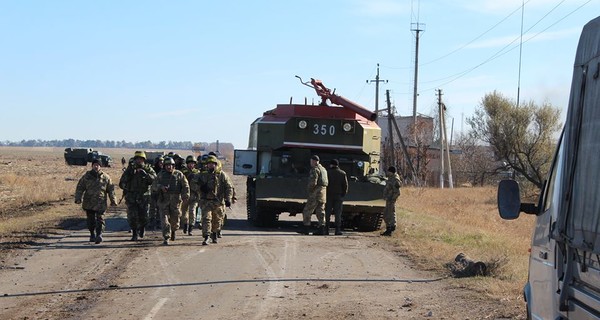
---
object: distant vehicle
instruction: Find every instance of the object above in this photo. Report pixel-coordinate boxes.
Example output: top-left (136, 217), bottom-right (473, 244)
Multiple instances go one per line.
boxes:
top-left (234, 77), bottom-right (386, 231)
top-left (497, 16), bottom-right (600, 319)
top-left (144, 151), bottom-right (166, 166)
top-left (64, 148), bottom-right (112, 167)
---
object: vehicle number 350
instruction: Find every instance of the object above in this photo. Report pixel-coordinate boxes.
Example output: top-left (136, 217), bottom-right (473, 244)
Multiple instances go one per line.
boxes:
top-left (313, 124), bottom-right (335, 136)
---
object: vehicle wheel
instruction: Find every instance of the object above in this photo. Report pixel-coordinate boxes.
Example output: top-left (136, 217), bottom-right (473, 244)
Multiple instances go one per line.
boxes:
top-left (246, 178), bottom-right (257, 223)
top-left (256, 206), bottom-right (278, 227)
top-left (356, 212), bottom-right (383, 232)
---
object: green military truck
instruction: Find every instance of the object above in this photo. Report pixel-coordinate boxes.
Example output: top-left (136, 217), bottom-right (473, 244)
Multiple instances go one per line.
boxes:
top-left (234, 77), bottom-right (386, 231)
top-left (64, 148), bottom-right (112, 167)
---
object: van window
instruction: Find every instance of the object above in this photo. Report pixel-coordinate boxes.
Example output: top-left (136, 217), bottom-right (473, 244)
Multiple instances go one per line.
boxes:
top-left (542, 131), bottom-right (564, 212)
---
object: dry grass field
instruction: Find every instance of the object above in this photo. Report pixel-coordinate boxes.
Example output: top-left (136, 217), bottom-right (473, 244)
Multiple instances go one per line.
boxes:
top-left (0, 146), bottom-right (534, 313)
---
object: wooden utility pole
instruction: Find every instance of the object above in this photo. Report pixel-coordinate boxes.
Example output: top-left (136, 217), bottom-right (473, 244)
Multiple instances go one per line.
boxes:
top-left (385, 90), bottom-right (395, 167)
top-left (442, 101), bottom-right (454, 188)
top-left (366, 63), bottom-right (388, 116)
top-left (437, 89), bottom-right (444, 188)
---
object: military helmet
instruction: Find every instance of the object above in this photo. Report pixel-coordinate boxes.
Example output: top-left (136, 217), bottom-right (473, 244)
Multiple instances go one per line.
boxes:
top-left (185, 155), bottom-right (197, 164)
top-left (206, 155), bottom-right (219, 164)
top-left (163, 157), bottom-right (175, 166)
top-left (155, 155), bottom-right (164, 163)
top-left (201, 154), bottom-right (209, 162)
top-left (134, 150), bottom-right (146, 160)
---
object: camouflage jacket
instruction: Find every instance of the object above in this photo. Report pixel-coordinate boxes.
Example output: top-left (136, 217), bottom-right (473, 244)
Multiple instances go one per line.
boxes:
top-left (197, 169), bottom-right (233, 204)
top-left (75, 170), bottom-right (116, 212)
top-left (152, 169), bottom-right (190, 200)
top-left (307, 163), bottom-right (328, 193)
top-left (383, 173), bottom-right (401, 200)
top-left (181, 167), bottom-right (200, 198)
top-left (119, 163), bottom-right (156, 196)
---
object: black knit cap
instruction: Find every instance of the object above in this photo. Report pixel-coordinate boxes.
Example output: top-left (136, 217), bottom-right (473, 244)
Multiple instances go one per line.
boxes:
top-left (311, 155), bottom-right (320, 161)
top-left (388, 166), bottom-right (397, 173)
top-left (330, 159), bottom-right (339, 166)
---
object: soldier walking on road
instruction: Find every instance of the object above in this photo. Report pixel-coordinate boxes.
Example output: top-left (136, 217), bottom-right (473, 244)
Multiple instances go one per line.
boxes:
top-left (197, 155), bottom-right (233, 245)
top-left (149, 155), bottom-right (164, 230)
top-left (181, 155), bottom-right (200, 235)
top-left (301, 155), bottom-right (328, 235)
top-left (75, 159), bottom-right (117, 244)
top-left (325, 159), bottom-right (348, 236)
top-left (152, 157), bottom-right (190, 245)
top-left (381, 166), bottom-right (401, 236)
top-left (119, 151), bottom-right (156, 241)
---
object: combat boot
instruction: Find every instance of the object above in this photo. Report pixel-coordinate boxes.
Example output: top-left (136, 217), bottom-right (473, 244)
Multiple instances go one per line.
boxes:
top-left (335, 227), bottom-right (343, 236)
top-left (299, 225), bottom-right (310, 235)
top-left (163, 236), bottom-right (169, 245)
top-left (323, 225), bottom-right (330, 235)
top-left (89, 230), bottom-right (96, 242)
top-left (381, 227), bottom-right (392, 236)
top-left (139, 227), bottom-right (145, 239)
top-left (188, 225), bottom-right (193, 236)
top-left (131, 230), bottom-right (139, 241)
top-left (95, 232), bottom-right (103, 244)
top-left (313, 225), bottom-right (325, 235)
top-left (211, 232), bottom-right (218, 244)
top-left (183, 223), bottom-right (188, 234)
top-left (217, 230), bottom-right (222, 238)
top-left (170, 230), bottom-right (176, 241)
top-left (202, 235), bottom-right (209, 245)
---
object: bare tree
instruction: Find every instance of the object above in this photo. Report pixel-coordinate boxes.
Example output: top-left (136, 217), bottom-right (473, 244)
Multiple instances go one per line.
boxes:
top-left (467, 91), bottom-right (561, 189)
top-left (453, 133), bottom-right (497, 186)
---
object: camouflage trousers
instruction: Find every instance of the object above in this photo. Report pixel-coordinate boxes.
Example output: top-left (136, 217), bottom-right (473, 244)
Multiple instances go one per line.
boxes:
top-left (125, 194), bottom-right (150, 231)
top-left (200, 200), bottom-right (224, 236)
top-left (383, 197), bottom-right (398, 228)
top-left (302, 194), bottom-right (326, 227)
top-left (85, 210), bottom-right (105, 234)
top-left (180, 195), bottom-right (198, 227)
top-left (158, 194), bottom-right (182, 240)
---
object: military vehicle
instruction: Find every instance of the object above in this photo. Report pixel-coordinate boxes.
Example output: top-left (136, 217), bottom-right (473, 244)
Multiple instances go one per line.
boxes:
top-left (64, 148), bottom-right (112, 167)
top-left (234, 77), bottom-right (386, 231)
top-left (144, 151), bottom-right (166, 166)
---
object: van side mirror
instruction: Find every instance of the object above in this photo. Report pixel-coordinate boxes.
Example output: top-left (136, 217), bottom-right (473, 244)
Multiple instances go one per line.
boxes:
top-left (497, 180), bottom-right (538, 219)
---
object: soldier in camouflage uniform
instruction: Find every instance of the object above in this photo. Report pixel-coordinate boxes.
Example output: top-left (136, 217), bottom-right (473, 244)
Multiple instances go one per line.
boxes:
top-left (197, 155), bottom-right (233, 245)
top-left (381, 166), bottom-right (401, 236)
top-left (180, 155), bottom-right (200, 235)
top-left (75, 159), bottom-right (117, 244)
top-left (152, 157), bottom-right (190, 245)
top-left (149, 155), bottom-right (164, 230)
top-left (301, 155), bottom-right (328, 235)
top-left (119, 151), bottom-right (157, 241)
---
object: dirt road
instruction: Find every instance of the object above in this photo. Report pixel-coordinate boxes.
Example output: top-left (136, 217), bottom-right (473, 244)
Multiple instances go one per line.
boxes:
top-left (0, 177), bottom-right (519, 319)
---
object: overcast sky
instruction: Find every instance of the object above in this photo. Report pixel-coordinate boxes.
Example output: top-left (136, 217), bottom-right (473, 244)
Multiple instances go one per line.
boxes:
top-left (1, 0), bottom-right (598, 148)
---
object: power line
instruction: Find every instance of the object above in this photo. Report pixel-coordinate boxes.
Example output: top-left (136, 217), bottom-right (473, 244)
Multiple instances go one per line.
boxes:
top-left (418, 0), bottom-right (589, 93)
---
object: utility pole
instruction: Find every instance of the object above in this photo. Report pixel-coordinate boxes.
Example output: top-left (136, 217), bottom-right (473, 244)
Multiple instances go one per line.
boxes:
top-left (366, 63), bottom-right (388, 116)
top-left (411, 23), bottom-right (425, 127)
top-left (437, 89), bottom-right (444, 188)
top-left (386, 89), bottom-right (395, 167)
top-left (442, 101), bottom-right (454, 188)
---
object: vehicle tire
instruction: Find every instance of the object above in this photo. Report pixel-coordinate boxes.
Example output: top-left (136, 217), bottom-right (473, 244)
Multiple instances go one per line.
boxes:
top-left (256, 206), bottom-right (278, 227)
top-left (246, 178), bottom-right (257, 223)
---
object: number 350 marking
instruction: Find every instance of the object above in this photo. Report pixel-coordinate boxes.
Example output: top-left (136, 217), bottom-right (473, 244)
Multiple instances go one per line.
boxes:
top-left (313, 124), bottom-right (335, 136)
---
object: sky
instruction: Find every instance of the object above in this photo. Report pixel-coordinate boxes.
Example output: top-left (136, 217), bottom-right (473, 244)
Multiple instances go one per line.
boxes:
top-left (1, 0), bottom-right (599, 149)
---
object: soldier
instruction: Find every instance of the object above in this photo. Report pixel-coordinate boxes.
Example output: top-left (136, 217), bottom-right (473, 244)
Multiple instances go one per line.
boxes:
top-left (173, 153), bottom-right (185, 171)
top-left (300, 155), bottom-right (328, 235)
top-left (197, 155), bottom-right (233, 245)
top-left (149, 155), bottom-right (164, 230)
top-left (180, 155), bottom-right (200, 235)
top-left (75, 159), bottom-right (117, 244)
top-left (381, 166), bottom-right (401, 236)
top-left (152, 157), bottom-right (190, 245)
top-left (325, 159), bottom-right (348, 236)
top-left (119, 151), bottom-right (156, 241)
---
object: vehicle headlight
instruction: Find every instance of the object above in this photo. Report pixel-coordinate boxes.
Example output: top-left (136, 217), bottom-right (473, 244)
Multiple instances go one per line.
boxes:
top-left (343, 122), bottom-right (352, 132)
top-left (298, 120), bottom-right (307, 129)
top-left (357, 161), bottom-right (364, 168)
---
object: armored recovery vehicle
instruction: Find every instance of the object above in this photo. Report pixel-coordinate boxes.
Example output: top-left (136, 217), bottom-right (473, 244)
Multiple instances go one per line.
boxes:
top-left (234, 77), bottom-right (386, 231)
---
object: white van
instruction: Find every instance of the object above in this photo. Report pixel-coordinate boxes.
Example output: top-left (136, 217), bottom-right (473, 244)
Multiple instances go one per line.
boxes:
top-left (498, 16), bottom-right (600, 319)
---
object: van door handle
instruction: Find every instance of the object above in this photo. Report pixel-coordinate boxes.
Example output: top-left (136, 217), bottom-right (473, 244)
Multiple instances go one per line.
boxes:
top-left (539, 251), bottom-right (548, 259)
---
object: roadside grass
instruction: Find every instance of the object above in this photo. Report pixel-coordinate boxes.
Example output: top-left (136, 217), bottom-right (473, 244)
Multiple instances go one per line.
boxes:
top-left (390, 186), bottom-right (535, 304)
